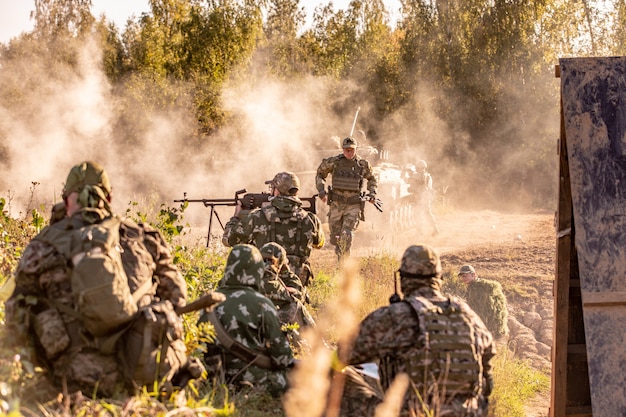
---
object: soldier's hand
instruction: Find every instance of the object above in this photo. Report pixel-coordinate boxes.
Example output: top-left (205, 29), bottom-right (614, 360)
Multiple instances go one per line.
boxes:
top-left (233, 200), bottom-right (243, 218)
top-left (366, 193), bottom-right (376, 203)
top-left (320, 194), bottom-right (328, 204)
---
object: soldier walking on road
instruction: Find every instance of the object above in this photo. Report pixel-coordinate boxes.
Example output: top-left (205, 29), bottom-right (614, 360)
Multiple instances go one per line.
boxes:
top-left (405, 160), bottom-right (440, 236)
top-left (316, 137), bottom-right (378, 260)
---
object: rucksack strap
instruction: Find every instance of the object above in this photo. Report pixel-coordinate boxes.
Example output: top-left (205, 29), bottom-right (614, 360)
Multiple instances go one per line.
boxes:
top-left (205, 310), bottom-right (274, 370)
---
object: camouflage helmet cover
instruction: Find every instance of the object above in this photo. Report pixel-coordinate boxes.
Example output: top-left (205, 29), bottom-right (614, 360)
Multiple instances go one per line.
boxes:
top-left (399, 244), bottom-right (442, 278)
top-left (342, 137), bottom-right (358, 149)
top-left (259, 242), bottom-right (287, 265)
top-left (222, 244), bottom-right (265, 289)
top-left (265, 171), bottom-right (300, 196)
top-left (63, 160), bottom-right (111, 198)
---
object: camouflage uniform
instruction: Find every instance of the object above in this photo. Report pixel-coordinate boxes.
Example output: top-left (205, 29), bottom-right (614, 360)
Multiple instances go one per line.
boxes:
top-left (458, 265), bottom-right (509, 338)
top-left (223, 172), bottom-right (325, 286)
top-left (405, 161), bottom-right (439, 235)
top-left (316, 137), bottom-right (378, 259)
top-left (4, 161), bottom-right (188, 398)
top-left (338, 245), bottom-right (495, 417)
top-left (258, 242), bottom-right (315, 331)
top-left (199, 244), bottom-right (294, 396)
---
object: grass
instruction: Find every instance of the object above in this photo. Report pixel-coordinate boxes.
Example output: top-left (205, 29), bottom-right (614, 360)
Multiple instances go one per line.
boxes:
top-left (0, 198), bottom-right (552, 416)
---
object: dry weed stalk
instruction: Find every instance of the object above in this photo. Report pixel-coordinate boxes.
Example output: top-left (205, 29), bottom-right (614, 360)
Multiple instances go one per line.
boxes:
top-left (374, 373), bottom-right (409, 417)
top-left (284, 258), bottom-right (362, 417)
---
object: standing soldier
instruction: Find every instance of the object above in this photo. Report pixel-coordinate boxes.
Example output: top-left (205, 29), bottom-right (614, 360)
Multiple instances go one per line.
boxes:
top-left (334, 244), bottom-right (495, 416)
top-left (222, 171), bottom-right (325, 287)
top-left (405, 160), bottom-right (440, 236)
top-left (316, 137), bottom-right (378, 260)
top-left (5, 161), bottom-right (198, 399)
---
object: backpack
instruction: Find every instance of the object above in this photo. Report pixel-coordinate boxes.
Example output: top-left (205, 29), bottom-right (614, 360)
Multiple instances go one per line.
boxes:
top-left (69, 216), bottom-right (145, 336)
top-left (404, 296), bottom-right (483, 399)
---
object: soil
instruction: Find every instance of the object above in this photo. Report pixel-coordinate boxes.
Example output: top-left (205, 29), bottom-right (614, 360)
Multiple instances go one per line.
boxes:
top-left (313, 209), bottom-right (556, 417)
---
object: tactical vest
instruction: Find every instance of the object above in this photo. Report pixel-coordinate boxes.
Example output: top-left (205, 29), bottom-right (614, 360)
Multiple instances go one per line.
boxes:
top-left (262, 205), bottom-right (308, 260)
top-left (383, 296), bottom-right (483, 402)
top-left (332, 157), bottom-right (366, 192)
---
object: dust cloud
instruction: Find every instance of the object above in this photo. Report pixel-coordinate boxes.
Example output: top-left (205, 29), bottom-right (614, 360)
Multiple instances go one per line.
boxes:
top-left (0, 32), bottom-right (559, 234)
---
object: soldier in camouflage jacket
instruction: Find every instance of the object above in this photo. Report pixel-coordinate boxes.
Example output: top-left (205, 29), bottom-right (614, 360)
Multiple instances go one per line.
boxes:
top-left (336, 244), bottom-right (495, 417)
top-left (316, 137), bottom-right (378, 260)
top-left (222, 172), bottom-right (324, 287)
top-left (5, 161), bottom-right (188, 399)
top-left (198, 244), bottom-right (294, 396)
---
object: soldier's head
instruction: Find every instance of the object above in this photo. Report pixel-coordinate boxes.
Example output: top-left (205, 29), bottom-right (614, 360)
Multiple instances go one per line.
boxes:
top-left (221, 244), bottom-right (265, 291)
top-left (398, 244), bottom-right (443, 292)
top-left (342, 137), bottom-right (357, 160)
top-left (266, 171), bottom-right (300, 196)
top-left (62, 161), bottom-right (112, 215)
top-left (457, 264), bottom-right (477, 285)
top-left (260, 242), bottom-right (287, 269)
top-left (416, 160), bottom-right (428, 171)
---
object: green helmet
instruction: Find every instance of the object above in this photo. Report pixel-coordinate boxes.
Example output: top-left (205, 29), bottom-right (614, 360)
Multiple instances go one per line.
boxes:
top-left (398, 244), bottom-right (442, 278)
top-left (259, 242), bottom-right (287, 266)
top-left (63, 160), bottom-right (111, 199)
top-left (222, 244), bottom-right (265, 289)
top-left (266, 172), bottom-right (300, 196)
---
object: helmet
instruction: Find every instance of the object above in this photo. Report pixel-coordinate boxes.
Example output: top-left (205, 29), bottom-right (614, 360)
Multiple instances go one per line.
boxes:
top-left (399, 244), bottom-right (442, 278)
top-left (416, 160), bottom-right (428, 170)
top-left (265, 171), bottom-right (300, 196)
top-left (223, 244), bottom-right (265, 288)
top-left (259, 242), bottom-right (287, 266)
top-left (342, 137), bottom-right (358, 149)
top-left (63, 160), bottom-right (111, 199)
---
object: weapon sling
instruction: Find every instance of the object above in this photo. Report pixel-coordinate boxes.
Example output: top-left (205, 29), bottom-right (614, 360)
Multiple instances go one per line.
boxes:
top-left (205, 310), bottom-right (274, 370)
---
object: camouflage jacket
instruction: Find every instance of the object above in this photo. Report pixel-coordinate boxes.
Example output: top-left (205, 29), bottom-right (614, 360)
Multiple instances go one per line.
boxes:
top-left (344, 282), bottom-right (495, 415)
top-left (315, 154), bottom-right (378, 197)
top-left (4, 210), bottom-right (187, 397)
top-left (203, 261), bottom-right (293, 395)
top-left (466, 278), bottom-right (509, 337)
top-left (222, 196), bottom-right (324, 267)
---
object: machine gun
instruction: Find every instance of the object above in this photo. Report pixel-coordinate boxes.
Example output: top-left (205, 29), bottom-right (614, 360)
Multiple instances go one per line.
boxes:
top-left (175, 189), bottom-right (318, 246)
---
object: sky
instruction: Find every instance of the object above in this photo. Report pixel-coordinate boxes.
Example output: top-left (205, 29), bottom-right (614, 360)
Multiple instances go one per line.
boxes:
top-left (0, 0), bottom-right (402, 44)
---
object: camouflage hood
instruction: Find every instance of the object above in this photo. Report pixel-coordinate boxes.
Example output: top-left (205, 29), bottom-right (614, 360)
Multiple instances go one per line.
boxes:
top-left (219, 244), bottom-right (265, 291)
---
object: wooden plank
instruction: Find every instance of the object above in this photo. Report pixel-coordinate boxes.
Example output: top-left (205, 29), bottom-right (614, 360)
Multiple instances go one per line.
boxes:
top-left (559, 56), bottom-right (626, 417)
top-left (551, 82), bottom-right (578, 417)
top-left (582, 291), bottom-right (626, 307)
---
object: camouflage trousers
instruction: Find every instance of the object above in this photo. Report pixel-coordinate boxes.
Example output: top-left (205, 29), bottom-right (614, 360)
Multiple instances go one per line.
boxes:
top-left (328, 202), bottom-right (361, 258)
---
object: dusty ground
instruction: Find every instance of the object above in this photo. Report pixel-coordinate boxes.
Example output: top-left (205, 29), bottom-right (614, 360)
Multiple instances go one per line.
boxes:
top-left (313, 209), bottom-right (556, 416)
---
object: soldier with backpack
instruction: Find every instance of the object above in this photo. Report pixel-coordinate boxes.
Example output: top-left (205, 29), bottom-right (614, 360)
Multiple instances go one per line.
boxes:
top-left (333, 244), bottom-right (495, 417)
top-left (5, 161), bottom-right (206, 399)
top-left (222, 171), bottom-right (325, 287)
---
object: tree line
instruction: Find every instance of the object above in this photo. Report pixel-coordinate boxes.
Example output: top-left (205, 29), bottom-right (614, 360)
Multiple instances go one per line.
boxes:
top-left (1, 0), bottom-right (623, 209)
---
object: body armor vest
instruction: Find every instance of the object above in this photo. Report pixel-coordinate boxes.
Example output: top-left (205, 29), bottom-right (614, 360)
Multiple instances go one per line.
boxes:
top-left (332, 157), bottom-right (364, 192)
top-left (381, 296), bottom-right (483, 401)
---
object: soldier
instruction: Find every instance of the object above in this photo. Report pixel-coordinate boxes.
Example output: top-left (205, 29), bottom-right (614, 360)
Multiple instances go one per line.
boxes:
top-left (258, 242), bottom-right (316, 332)
top-left (404, 160), bottom-right (439, 236)
top-left (4, 161), bottom-right (194, 399)
top-left (458, 264), bottom-right (509, 339)
top-left (316, 137), bottom-right (378, 260)
top-left (335, 244), bottom-right (495, 417)
top-left (198, 244), bottom-right (294, 397)
top-left (222, 171), bottom-right (325, 287)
